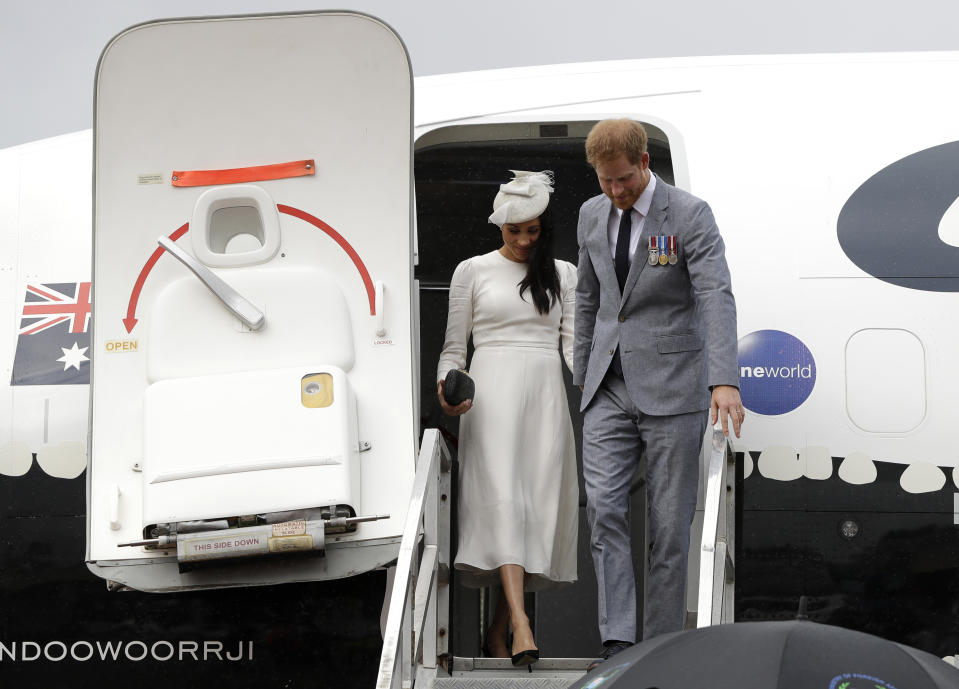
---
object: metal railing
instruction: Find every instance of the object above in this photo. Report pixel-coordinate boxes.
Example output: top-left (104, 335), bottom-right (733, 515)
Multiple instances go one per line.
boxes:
top-left (696, 426), bottom-right (736, 627)
top-left (376, 428), bottom-right (451, 689)
top-left (377, 424), bottom-right (731, 688)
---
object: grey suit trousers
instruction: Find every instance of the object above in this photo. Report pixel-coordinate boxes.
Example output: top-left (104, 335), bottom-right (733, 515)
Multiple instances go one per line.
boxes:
top-left (582, 373), bottom-right (706, 642)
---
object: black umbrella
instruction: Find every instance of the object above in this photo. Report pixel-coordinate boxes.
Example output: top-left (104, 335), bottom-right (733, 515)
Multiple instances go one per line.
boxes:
top-left (569, 621), bottom-right (959, 689)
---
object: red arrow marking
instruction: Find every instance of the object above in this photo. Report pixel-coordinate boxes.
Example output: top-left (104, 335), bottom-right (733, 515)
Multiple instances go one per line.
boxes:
top-left (278, 205), bottom-right (376, 315)
top-left (122, 207), bottom-right (375, 333)
top-left (123, 223), bottom-right (189, 333)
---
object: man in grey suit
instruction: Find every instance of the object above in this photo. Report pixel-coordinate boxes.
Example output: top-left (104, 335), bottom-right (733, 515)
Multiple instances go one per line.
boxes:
top-left (573, 119), bottom-right (743, 668)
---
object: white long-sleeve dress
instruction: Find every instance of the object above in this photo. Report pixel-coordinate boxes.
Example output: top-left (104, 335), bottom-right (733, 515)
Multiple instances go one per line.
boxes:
top-left (437, 250), bottom-right (578, 591)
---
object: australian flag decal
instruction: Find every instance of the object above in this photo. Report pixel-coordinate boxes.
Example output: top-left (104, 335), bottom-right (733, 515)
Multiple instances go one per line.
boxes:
top-left (11, 282), bottom-right (91, 385)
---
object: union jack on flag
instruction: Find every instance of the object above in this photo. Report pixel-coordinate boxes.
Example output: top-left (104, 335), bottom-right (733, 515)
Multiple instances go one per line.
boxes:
top-left (11, 282), bottom-right (92, 385)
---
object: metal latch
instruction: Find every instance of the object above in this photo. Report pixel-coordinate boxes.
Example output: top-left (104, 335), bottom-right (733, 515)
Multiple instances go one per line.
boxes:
top-left (119, 514), bottom-right (388, 568)
top-left (158, 235), bottom-right (265, 331)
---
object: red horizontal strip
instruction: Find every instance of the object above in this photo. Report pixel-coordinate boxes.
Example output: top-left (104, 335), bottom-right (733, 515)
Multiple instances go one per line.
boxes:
top-left (171, 160), bottom-right (315, 187)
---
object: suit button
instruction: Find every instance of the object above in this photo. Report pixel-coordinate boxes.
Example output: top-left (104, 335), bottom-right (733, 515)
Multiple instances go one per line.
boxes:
top-left (618, 316), bottom-right (625, 322)
top-left (609, 349), bottom-right (614, 355)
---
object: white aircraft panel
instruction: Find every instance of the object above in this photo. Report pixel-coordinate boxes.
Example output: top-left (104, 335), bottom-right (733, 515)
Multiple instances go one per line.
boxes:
top-left (16, 133), bottom-right (91, 282)
top-left (0, 145), bottom-right (20, 299)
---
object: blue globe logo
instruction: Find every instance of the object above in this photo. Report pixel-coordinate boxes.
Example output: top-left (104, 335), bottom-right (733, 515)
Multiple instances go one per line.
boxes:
top-left (738, 330), bottom-right (816, 416)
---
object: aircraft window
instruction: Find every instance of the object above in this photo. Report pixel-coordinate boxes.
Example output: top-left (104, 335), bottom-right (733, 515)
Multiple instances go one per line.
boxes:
top-left (210, 205), bottom-right (265, 253)
top-left (845, 328), bottom-right (926, 433)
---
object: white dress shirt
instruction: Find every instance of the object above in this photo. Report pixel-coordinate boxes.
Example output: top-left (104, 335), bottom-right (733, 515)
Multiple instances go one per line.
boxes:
top-left (606, 173), bottom-right (657, 263)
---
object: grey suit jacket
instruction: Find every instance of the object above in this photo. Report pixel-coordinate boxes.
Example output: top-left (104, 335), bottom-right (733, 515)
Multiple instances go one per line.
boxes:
top-left (573, 174), bottom-right (739, 414)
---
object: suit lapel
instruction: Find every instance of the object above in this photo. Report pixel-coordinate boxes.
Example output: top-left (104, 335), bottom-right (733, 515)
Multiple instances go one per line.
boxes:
top-left (621, 175), bottom-right (668, 302)
top-left (588, 197), bottom-right (619, 290)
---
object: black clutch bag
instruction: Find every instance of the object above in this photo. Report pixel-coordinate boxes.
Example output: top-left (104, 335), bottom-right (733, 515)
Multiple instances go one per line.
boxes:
top-left (443, 368), bottom-right (475, 406)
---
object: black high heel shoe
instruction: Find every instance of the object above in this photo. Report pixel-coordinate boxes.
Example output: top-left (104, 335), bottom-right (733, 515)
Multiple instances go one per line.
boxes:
top-left (511, 649), bottom-right (539, 667)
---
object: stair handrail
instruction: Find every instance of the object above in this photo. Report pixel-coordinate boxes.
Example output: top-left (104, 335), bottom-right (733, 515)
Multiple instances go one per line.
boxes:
top-left (376, 428), bottom-right (451, 688)
top-left (697, 426), bottom-right (736, 627)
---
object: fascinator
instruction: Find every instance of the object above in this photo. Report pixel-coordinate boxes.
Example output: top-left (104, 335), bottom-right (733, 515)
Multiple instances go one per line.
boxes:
top-left (488, 170), bottom-right (554, 226)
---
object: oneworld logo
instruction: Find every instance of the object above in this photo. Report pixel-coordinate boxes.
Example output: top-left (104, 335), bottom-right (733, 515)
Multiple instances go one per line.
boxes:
top-left (738, 329), bottom-right (816, 415)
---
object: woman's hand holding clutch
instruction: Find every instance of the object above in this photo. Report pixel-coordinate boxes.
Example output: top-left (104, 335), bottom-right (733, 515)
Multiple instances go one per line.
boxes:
top-left (437, 374), bottom-right (473, 416)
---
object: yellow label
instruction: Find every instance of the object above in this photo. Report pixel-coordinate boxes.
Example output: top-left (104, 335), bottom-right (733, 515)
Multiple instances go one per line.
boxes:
top-left (301, 373), bottom-right (334, 408)
top-left (105, 340), bottom-right (138, 353)
top-left (268, 535), bottom-right (314, 553)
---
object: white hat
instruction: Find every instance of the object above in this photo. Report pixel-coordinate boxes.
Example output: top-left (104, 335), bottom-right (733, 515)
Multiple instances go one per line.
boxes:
top-left (488, 170), bottom-right (554, 226)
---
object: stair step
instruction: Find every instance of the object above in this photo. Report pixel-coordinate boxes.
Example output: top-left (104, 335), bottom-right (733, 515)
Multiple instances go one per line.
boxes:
top-left (434, 680), bottom-right (577, 689)
top-left (433, 657), bottom-right (590, 688)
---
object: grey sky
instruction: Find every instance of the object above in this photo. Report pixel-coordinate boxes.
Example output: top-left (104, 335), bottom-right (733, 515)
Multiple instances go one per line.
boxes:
top-left (3, 0), bottom-right (957, 149)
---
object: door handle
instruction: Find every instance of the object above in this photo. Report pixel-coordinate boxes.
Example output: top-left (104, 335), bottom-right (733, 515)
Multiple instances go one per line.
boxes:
top-left (158, 236), bottom-right (265, 331)
top-left (375, 280), bottom-right (386, 337)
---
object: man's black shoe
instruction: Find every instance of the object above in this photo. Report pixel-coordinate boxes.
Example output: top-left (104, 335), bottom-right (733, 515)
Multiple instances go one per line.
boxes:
top-left (586, 640), bottom-right (633, 672)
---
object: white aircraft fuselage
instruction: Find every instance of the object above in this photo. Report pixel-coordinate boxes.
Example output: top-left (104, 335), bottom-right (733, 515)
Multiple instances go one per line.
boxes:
top-left (2, 45), bottom-right (959, 675)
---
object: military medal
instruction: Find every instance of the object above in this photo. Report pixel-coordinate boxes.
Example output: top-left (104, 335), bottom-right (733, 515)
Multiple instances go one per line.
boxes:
top-left (668, 235), bottom-right (678, 265)
top-left (658, 234), bottom-right (668, 265)
top-left (648, 235), bottom-right (659, 266)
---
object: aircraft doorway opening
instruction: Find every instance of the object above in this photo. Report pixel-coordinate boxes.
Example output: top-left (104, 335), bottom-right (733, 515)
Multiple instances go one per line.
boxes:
top-left (413, 121), bottom-right (676, 658)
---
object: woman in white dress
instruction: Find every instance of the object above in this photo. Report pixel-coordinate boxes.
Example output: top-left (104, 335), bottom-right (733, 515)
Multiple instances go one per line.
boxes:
top-left (436, 170), bottom-right (578, 666)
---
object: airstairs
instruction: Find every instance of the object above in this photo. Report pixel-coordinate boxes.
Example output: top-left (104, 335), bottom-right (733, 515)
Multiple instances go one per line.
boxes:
top-left (376, 426), bottom-right (737, 688)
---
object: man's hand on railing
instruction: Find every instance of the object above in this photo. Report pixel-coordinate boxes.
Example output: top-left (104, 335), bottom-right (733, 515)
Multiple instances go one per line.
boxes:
top-left (711, 385), bottom-right (744, 438)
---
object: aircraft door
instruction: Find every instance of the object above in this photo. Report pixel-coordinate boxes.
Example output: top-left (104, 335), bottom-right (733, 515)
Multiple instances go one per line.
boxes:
top-left (88, 12), bottom-right (415, 591)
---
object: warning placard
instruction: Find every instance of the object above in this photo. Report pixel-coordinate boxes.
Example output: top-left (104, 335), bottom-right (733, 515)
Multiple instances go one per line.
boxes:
top-left (271, 520), bottom-right (307, 537)
top-left (180, 533), bottom-right (267, 561)
top-left (268, 535), bottom-right (314, 553)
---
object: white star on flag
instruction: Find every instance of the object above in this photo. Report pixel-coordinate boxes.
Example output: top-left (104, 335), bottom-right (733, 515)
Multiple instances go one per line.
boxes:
top-left (57, 341), bottom-right (89, 371)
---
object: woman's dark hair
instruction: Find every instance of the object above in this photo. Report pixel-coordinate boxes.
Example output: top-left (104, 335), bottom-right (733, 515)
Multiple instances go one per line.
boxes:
top-left (518, 207), bottom-right (561, 315)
